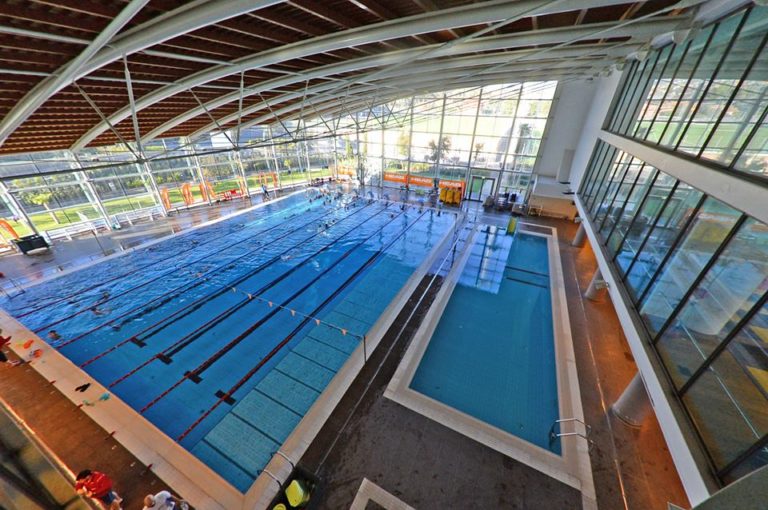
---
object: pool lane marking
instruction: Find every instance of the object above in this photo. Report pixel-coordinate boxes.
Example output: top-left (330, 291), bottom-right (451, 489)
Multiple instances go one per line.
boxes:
top-left (156, 204), bottom-right (394, 361)
top-left (106, 202), bottom-right (389, 387)
top-left (141, 208), bottom-right (422, 418)
top-left (504, 276), bottom-right (549, 289)
top-left (69, 202), bottom-right (366, 355)
top-left (14, 196), bottom-right (312, 317)
top-left (175, 209), bottom-right (427, 441)
top-left (505, 265), bottom-right (549, 277)
top-left (30, 202), bottom-right (332, 331)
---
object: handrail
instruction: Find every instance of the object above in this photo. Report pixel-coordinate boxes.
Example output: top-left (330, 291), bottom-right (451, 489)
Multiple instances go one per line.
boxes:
top-left (549, 417), bottom-right (594, 451)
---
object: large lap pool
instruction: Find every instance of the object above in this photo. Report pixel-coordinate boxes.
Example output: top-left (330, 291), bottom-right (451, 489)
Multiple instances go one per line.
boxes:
top-left (1, 191), bottom-right (456, 491)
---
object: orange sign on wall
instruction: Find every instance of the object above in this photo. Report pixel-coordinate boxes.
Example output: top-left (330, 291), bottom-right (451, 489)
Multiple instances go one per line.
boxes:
top-left (383, 173), bottom-right (465, 196)
top-left (408, 175), bottom-right (434, 187)
top-left (383, 172), bottom-right (407, 184)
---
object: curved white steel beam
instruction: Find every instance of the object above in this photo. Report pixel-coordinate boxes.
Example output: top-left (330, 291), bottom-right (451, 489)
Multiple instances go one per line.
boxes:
top-left (0, 0), bottom-right (150, 147)
top-left (0, 0), bottom-right (283, 149)
top-left (281, 70), bottom-right (592, 127)
top-left (188, 43), bottom-right (633, 138)
top-left (73, 0), bottom-right (660, 149)
top-left (220, 67), bottom-right (593, 140)
top-left (142, 16), bottom-right (681, 142)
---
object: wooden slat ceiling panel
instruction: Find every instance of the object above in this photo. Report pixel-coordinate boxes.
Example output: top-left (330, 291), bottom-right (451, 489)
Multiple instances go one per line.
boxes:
top-left (0, 0), bottom-right (686, 154)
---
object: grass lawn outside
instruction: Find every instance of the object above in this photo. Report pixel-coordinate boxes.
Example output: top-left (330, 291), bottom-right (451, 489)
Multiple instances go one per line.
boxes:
top-left (0, 167), bottom-right (338, 242)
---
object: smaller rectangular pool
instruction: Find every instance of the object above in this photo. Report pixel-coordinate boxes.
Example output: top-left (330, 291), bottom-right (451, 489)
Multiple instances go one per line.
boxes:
top-left (410, 225), bottom-right (559, 453)
top-left (386, 221), bottom-right (595, 504)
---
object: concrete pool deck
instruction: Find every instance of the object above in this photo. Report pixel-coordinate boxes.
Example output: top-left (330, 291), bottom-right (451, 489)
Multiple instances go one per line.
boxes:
top-left (0, 192), bottom-right (689, 510)
top-left (384, 222), bottom-right (595, 508)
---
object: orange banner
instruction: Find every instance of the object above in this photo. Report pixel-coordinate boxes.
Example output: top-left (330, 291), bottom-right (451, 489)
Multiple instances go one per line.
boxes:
top-left (438, 179), bottom-right (464, 189)
top-left (408, 175), bottom-right (434, 187)
top-left (383, 172), bottom-right (407, 183)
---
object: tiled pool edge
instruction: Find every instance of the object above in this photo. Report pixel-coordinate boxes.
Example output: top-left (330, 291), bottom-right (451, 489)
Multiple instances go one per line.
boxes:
top-left (8, 191), bottom-right (300, 293)
top-left (0, 200), bottom-right (461, 510)
top-left (384, 223), bottom-right (596, 509)
top-left (0, 309), bottom-right (241, 510)
top-left (244, 210), bottom-right (463, 510)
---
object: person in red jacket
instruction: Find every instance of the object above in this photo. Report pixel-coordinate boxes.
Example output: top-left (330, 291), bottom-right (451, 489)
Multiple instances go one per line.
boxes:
top-left (75, 470), bottom-right (123, 510)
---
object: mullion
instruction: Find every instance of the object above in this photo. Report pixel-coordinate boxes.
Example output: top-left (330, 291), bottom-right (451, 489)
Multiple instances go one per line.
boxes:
top-left (635, 193), bottom-right (707, 305)
top-left (620, 50), bottom-right (664, 135)
top-left (606, 61), bottom-right (638, 132)
top-left (698, 29), bottom-right (768, 157)
top-left (718, 431), bottom-right (768, 480)
top-left (578, 142), bottom-right (604, 196)
top-left (642, 40), bottom-right (693, 142)
top-left (608, 60), bottom-right (643, 132)
top-left (655, 26), bottom-right (717, 145)
top-left (596, 159), bottom-right (639, 234)
top-left (631, 46), bottom-right (674, 138)
top-left (613, 171), bottom-right (665, 267)
top-left (679, 289), bottom-right (768, 395)
top-left (590, 150), bottom-right (628, 216)
top-left (605, 167), bottom-right (657, 249)
top-left (621, 180), bottom-right (681, 282)
top-left (673, 8), bottom-right (752, 150)
top-left (613, 55), bottom-right (658, 134)
top-left (728, 95), bottom-right (768, 169)
top-left (651, 214), bottom-right (748, 343)
top-left (584, 143), bottom-right (612, 210)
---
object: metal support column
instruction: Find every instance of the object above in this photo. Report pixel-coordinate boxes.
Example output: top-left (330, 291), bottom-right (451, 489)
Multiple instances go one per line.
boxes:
top-left (434, 93), bottom-right (448, 184)
top-left (464, 88), bottom-right (484, 197)
top-left (71, 160), bottom-right (113, 230)
top-left (612, 373), bottom-right (652, 427)
top-left (233, 150), bottom-right (251, 198)
top-left (0, 180), bottom-right (39, 236)
top-left (186, 138), bottom-right (213, 205)
top-left (572, 223), bottom-right (587, 247)
top-left (585, 268), bottom-right (607, 300)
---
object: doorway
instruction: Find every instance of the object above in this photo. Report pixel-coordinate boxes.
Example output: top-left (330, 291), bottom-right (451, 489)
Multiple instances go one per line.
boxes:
top-left (468, 175), bottom-right (495, 202)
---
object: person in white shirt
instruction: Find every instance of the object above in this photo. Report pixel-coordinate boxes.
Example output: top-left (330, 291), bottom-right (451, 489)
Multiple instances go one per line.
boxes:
top-left (142, 490), bottom-right (187, 510)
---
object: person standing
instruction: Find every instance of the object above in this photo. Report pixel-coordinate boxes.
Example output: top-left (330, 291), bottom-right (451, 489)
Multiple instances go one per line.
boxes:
top-left (74, 469), bottom-right (122, 510)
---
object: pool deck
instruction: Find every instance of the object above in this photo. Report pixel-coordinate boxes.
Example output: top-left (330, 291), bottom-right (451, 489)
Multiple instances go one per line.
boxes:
top-left (0, 193), bottom-right (690, 510)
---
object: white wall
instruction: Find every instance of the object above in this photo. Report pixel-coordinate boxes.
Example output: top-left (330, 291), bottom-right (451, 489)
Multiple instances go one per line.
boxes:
top-left (535, 80), bottom-right (599, 180)
top-left (569, 72), bottom-right (622, 189)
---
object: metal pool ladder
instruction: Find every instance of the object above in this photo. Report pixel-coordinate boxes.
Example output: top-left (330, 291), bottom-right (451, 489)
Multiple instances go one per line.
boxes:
top-left (549, 418), bottom-right (594, 451)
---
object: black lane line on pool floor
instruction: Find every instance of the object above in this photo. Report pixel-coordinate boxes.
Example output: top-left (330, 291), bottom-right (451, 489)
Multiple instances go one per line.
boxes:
top-left (137, 206), bottom-right (413, 414)
top-left (106, 201), bottom-right (389, 389)
top-left (176, 208), bottom-right (429, 441)
top-left (31, 200), bottom-right (333, 331)
top-left (72, 201), bottom-right (366, 356)
top-left (15, 195), bottom-right (310, 317)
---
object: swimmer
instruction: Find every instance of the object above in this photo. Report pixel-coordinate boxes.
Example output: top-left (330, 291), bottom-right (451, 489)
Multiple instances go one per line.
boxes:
top-left (90, 306), bottom-right (107, 316)
top-left (48, 330), bottom-right (61, 341)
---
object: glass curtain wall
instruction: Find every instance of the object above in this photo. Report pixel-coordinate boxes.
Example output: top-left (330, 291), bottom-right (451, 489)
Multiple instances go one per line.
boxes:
top-left (579, 139), bottom-right (768, 486)
top-left (360, 81), bottom-right (557, 202)
top-left (0, 80), bottom-right (557, 239)
top-left (605, 3), bottom-right (768, 183)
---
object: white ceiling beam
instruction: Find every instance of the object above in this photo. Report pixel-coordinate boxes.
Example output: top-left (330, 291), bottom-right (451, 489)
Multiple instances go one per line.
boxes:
top-left (74, 0), bottom-right (679, 149)
top-left (188, 48), bottom-right (619, 138)
top-left (0, 0), bottom-right (150, 148)
top-left (141, 16), bottom-right (682, 142)
top-left (221, 69), bottom-right (589, 139)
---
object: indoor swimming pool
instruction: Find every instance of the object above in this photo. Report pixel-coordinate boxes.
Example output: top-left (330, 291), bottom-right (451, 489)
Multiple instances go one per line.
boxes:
top-left (408, 225), bottom-right (560, 452)
top-left (0, 191), bottom-right (456, 491)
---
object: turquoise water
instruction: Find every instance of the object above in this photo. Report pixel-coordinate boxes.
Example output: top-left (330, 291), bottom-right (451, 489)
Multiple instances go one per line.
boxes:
top-left (1, 192), bottom-right (455, 490)
top-left (410, 225), bottom-right (560, 453)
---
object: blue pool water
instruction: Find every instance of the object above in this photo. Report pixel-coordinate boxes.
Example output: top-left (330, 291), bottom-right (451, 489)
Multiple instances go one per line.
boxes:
top-left (1, 192), bottom-right (455, 490)
top-left (410, 225), bottom-right (560, 453)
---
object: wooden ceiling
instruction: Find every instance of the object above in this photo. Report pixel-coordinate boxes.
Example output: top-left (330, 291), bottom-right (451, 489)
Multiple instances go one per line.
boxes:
top-left (0, 0), bottom-right (690, 154)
